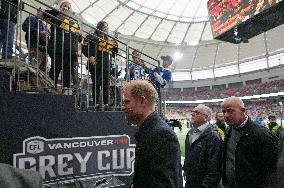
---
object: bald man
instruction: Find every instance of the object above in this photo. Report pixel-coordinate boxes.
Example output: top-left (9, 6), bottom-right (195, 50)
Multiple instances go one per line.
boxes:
top-left (184, 104), bottom-right (222, 188)
top-left (221, 96), bottom-right (279, 188)
top-left (122, 80), bottom-right (181, 188)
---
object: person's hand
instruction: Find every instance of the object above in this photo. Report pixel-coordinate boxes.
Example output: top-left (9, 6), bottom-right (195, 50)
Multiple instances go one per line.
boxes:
top-left (75, 30), bottom-right (82, 36)
top-left (137, 60), bottom-right (145, 67)
top-left (89, 56), bottom-right (96, 65)
top-left (110, 76), bottom-right (116, 82)
top-left (154, 72), bottom-right (163, 85)
top-left (40, 31), bottom-right (49, 37)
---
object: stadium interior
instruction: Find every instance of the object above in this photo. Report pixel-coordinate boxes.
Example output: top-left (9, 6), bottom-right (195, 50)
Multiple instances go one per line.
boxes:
top-left (0, 0), bottom-right (284, 187)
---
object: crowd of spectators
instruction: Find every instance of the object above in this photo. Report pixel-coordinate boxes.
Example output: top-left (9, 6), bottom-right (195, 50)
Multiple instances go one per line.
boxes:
top-left (164, 99), bottom-right (283, 121)
top-left (162, 79), bottom-right (284, 101)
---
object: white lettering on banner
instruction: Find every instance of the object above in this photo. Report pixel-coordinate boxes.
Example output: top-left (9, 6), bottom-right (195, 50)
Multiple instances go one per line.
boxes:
top-left (98, 151), bottom-right (111, 170)
top-left (39, 156), bottom-right (56, 179)
top-left (58, 154), bottom-right (73, 176)
top-left (18, 157), bottom-right (36, 170)
top-left (127, 148), bottom-right (135, 169)
top-left (113, 149), bottom-right (124, 169)
top-left (74, 152), bottom-right (92, 173)
top-left (14, 136), bottom-right (136, 185)
top-left (47, 140), bottom-right (114, 150)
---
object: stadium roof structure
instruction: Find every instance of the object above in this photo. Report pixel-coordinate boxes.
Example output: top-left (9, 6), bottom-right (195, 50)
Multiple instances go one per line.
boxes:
top-left (27, 0), bottom-right (284, 81)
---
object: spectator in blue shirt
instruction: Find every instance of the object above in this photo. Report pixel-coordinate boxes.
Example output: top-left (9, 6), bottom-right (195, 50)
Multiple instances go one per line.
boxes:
top-left (125, 50), bottom-right (146, 81)
top-left (149, 55), bottom-right (173, 98)
top-left (255, 114), bottom-right (265, 126)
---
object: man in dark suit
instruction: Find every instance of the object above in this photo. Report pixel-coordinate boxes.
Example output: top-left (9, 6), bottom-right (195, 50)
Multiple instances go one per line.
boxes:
top-left (184, 104), bottom-right (222, 188)
top-left (122, 80), bottom-right (181, 188)
top-left (221, 96), bottom-right (279, 188)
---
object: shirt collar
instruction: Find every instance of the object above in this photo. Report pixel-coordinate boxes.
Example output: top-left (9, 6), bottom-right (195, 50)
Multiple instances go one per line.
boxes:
top-left (197, 122), bottom-right (210, 132)
top-left (190, 122), bottom-right (210, 133)
top-left (235, 115), bottom-right (248, 129)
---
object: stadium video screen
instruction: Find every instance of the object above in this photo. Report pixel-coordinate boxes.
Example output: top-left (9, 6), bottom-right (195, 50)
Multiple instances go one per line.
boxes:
top-left (208, 0), bottom-right (283, 38)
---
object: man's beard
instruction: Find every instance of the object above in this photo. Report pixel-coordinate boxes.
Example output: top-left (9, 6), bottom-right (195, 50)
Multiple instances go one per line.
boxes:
top-left (125, 110), bottom-right (143, 125)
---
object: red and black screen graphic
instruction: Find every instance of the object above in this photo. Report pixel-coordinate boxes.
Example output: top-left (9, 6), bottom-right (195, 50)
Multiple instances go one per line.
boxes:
top-left (208, 0), bottom-right (280, 37)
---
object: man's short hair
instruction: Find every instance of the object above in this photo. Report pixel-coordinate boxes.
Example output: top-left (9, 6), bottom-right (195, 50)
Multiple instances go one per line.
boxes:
top-left (161, 55), bottom-right (173, 63)
top-left (123, 80), bottom-right (158, 105)
top-left (197, 104), bottom-right (212, 120)
top-left (268, 114), bottom-right (276, 120)
top-left (221, 96), bottom-right (245, 108)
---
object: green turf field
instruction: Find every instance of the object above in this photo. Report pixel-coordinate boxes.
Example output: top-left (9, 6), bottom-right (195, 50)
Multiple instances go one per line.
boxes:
top-left (174, 122), bottom-right (190, 157)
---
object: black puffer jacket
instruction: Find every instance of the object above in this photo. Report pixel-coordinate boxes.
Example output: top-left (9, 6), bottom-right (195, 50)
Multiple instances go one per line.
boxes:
top-left (184, 125), bottom-right (222, 188)
top-left (222, 118), bottom-right (279, 188)
top-left (44, 9), bottom-right (81, 56)
top-left (132, 112), bottom-right (182, 188)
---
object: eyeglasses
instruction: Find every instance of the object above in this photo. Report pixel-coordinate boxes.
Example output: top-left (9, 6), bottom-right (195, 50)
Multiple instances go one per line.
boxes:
top-left (190, 110), bottom-right (208, 116)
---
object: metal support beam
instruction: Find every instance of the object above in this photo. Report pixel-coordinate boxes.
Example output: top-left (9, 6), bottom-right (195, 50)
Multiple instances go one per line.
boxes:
top-left (213, 43), bottom-right (220, 80)
top-left (263, 32), bottom-right (270, 70)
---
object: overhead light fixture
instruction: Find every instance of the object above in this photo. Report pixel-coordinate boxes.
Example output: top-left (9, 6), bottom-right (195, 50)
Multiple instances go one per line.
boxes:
top-left (173, 51), bottom-right (183, 60)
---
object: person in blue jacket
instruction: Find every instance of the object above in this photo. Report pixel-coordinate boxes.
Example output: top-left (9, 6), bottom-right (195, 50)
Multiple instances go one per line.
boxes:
top-left (148, 55), bottom-right (173, 98)
top-left (22, 8), bottom-right (49, 71)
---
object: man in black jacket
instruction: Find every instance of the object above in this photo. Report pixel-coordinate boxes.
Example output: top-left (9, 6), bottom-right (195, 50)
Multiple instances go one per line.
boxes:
top-left (43, 0), bottom-right (81, 94)
top-left (122, 80), bottom-right (182, 188)
top-left (221, 96), bottom-right (279, 188)
top-left (184, 104), bottom-right (222, 188)
top-left (22, 8), bottom-right (49, 72)
top-left (0, 0), bottom-right (22, 59)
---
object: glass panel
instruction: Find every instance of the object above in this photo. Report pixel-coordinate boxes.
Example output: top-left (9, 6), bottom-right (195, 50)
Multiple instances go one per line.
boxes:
top-left (167, 23), bottom-right (188, 44)
top-left (136, 17), bottom-right (161, 39)
top-left (184, 23), bottom-right (204, 46)
top-left (151, 20), bottom-right (175, 41)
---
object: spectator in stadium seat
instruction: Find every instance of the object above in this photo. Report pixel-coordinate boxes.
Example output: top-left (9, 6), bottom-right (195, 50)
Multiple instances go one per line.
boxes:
top-left (221, 96), bottom-right (279, 188)
top-left (184, 104), bottom-right (222, 188)
top-left (121, 80), bottom-right (182, 188)
top-left (0, 163), bottom-right (43, 188)
top-left (255, 114), bottom-right (266, 126)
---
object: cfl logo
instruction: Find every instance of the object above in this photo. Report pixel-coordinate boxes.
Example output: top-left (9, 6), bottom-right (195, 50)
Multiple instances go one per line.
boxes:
top-left (27, 140), bottom-right (44, 154)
